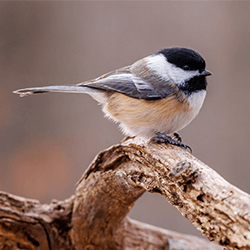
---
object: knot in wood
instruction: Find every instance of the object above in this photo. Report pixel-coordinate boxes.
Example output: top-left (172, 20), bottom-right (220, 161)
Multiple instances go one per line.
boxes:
top-left (169, 161), bottom-right (198, 185)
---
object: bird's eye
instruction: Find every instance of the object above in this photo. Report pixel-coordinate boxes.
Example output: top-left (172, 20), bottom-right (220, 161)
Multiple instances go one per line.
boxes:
top-left (183, 65), bottom-right (190, 70)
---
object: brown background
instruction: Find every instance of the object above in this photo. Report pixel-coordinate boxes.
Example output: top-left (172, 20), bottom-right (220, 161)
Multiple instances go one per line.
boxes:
top-left (1, 1), bottom-right (250, 239)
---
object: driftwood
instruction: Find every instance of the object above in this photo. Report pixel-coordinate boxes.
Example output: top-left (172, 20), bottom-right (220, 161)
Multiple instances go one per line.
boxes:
top-left (0, 137), bottom-right (250, 249)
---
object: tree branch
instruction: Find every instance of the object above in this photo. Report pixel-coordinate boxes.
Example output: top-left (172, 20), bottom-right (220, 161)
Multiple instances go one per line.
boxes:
top-left (1, 137), bottom-right (249, 249)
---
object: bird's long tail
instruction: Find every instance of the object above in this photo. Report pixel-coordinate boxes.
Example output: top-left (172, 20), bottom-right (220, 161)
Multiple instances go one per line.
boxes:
top-left (13, 85), bottom-right (92, 97)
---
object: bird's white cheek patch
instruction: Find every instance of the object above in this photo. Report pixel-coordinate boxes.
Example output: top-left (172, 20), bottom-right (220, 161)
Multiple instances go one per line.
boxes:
top-left (169, 68), bottom-right (199, 86)
top-left (146, 54), bottom-right (199, 85)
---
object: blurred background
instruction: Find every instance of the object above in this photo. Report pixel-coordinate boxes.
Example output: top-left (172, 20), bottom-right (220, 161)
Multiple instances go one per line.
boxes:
top-left (1, 1), bottom-right (250, 240)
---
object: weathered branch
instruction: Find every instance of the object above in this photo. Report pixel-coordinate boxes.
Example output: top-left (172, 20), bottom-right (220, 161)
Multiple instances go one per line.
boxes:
top-left (1, 137), bottom-right (250, 249)
top-left (0, 193), bottom-right (220, 250)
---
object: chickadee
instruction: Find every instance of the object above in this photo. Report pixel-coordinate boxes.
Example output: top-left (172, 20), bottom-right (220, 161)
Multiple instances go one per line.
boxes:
top-left (13, 47), bottom-right (212, 150)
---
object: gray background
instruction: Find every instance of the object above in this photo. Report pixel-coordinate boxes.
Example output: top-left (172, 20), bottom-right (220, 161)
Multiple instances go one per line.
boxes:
top-left (1, 1), bottom-right (250, 240)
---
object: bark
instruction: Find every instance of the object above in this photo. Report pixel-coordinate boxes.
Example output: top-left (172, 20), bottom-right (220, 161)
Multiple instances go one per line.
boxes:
top-left (1, 137), bottom-right (250, 249)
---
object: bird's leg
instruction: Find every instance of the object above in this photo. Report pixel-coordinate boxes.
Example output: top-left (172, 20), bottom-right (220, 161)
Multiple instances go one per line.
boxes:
top-left (149, 132), bottom-right (192, 152)
top-left (173, 132), bottom-right (182, 142)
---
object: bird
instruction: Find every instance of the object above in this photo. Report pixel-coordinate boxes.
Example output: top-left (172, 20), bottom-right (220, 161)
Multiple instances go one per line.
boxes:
top-left (13, 47), bottom-right (212, 150)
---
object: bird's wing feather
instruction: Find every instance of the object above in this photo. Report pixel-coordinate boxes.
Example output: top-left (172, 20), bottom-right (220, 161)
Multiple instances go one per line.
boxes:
top-left (78, 66), bottom-right (175, 101)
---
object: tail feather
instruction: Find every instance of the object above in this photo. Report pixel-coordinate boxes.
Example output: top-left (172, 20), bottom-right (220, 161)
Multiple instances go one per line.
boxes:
top-left (13, 84), bottom-right (109, 103)
top-left (13, 85), bottom-right (91, 97)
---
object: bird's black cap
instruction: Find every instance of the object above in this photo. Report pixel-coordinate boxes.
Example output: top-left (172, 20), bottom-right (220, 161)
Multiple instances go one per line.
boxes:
top-left (158, 47), bottom-right (206, 71)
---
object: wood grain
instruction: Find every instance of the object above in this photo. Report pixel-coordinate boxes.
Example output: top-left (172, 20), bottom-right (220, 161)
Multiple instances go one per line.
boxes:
top-left (1, 137), bottom-right (249, 249)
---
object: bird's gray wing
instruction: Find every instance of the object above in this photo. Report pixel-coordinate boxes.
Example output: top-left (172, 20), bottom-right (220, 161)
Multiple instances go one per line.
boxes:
top-left (78, 66), bottom-right (175, 101)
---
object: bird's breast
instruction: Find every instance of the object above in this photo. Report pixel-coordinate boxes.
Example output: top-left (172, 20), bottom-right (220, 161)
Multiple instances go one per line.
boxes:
top-left (103, 90), bottom-right (206, 138)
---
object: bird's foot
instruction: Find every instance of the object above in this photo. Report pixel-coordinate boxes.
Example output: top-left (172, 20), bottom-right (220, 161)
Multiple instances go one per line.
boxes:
top-left (173, 132), bottom-right (182, 142)
top-left (149, 132), bottom-right (192, 152)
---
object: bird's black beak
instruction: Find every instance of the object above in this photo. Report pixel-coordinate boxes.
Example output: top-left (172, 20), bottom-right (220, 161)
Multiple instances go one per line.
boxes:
top-left (200, 69), bottom-right (212, 76)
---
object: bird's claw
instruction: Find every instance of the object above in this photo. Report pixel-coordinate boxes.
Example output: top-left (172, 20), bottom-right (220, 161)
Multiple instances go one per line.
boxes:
top-left (173, 132), bottom-right (182, 142)
top-left (149, 132), bottom-right (192, 153)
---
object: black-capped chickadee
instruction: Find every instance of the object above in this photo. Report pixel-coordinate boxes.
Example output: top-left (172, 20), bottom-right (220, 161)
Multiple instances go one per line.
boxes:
top-left (13, 47), bottom-right (212, 150)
